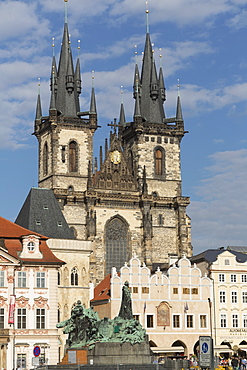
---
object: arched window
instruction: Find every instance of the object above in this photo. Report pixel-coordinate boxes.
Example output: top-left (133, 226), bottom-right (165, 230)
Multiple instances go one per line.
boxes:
top-left (43, 142), bottom-right (48, 176)
top-left (71, 267), bottom-right (78, 286)
top-left (69, 141), bottom-right (78, 172)
top-left (105, 216), bottom-right (129, 274)
top-left (57, 271), bottom-right (60, 286)
top-left (155, 148), bottom-right (163, 175)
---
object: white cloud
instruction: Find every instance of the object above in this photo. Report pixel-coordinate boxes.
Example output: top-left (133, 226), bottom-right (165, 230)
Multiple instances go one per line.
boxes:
top-left (189, 149), bottom-right (247, 253)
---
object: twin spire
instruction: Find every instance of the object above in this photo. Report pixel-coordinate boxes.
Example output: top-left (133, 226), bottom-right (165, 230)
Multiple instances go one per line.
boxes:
top-left (35, 0), bottom-right (96, 120)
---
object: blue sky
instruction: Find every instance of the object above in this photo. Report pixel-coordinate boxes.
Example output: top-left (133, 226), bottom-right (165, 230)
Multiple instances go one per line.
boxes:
top-left (1, 0), bottom-right (247, 255)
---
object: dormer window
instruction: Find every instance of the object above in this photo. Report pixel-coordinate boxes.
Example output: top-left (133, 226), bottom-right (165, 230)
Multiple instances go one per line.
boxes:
top-left (27, 242), bottom-right (35, 251)
top-left (20, 235), bottom-right (42, 259)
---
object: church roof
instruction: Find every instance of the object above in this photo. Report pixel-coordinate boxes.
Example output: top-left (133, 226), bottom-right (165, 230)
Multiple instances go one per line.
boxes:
top-left (15, 188), bottom-right (75, 240)
top-left (0, 216), bottom-right (64, 265)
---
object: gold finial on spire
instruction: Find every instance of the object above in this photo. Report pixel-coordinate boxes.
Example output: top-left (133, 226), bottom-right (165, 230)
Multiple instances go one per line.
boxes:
top-left (152, 43), bottom-right (154, 53)
top-left (159, 48), bottom-right (162, 68)
top-left (69, 34), bottom-right (71, 44)
top-left (134, 45), bottom-right (138, 64)
top-left (146, 2), bottom-right (149, 33)
top-left (92, 70), bottom-right (95, 87)
top-left (177, 78), bottom-right (180, 96)
top-left (78, 40), bottom-right (81, 58)
top-left (38, 77), bottom-right (41, 87)
top-left (120, 85), bottom-right (124, 103)
top-left (52, 37), bottom-right (55, 56)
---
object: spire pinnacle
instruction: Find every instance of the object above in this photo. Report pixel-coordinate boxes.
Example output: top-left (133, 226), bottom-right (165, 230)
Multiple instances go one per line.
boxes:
top-left (77, 39), bottom-right (81, 58)
top-left (64, 0), bottom-right (68, 24)
top-left (90, 71), bottom-right (97, 114)
top-left (146, 2), bottom-right (149, 34)
top-left (52, 37), bottom-right (55, 56)
top-left (177, 78), bottom-right (180, 97)
top-left (35, 78), bottom-right (42, 120)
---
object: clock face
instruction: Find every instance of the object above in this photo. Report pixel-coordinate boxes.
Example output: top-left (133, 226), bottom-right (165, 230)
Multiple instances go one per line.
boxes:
top-left (111, 150), bottom-right (121, 164)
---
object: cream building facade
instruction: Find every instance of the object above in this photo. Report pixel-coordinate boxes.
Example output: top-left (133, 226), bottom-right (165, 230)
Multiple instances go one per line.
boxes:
top-left (91, 255), bottom-right (213, 357)
top-left (191, 248), bottom-right (247, 357)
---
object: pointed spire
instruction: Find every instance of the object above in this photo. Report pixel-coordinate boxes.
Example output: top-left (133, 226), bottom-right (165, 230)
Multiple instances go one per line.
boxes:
top-left (50, 66), bottom-right (57, 111)
top-left (35, 78), bottom-right (42, 120)
top-left (55, 11), bottom-right (79, 117)
top-left (176, 79), bottom-right (183, 121)
top-left (94, 157), bottom-right (98, 173)
top-left (50, 38), bottom-right (58, 93)
top-left (75, 41), bottom-right (82, 95)
top-left (87, 160), bottom-right (92, 190)
top-left (105, 138), bottom-right (108, 160)
top-left (133, 62), bottom-right (140, 99)
top-left (159, 49), bottom-right (166, 102)
top-left (119, 86), bottom-right (126, 129)
top-left (150, 49), bottom-right (159, 101)
top-left (136, 7), bottom-right (165, 123)
top-left (100, 146), bottom-right (103, 169)
top-left (90, 71), bottom-right (97, 114)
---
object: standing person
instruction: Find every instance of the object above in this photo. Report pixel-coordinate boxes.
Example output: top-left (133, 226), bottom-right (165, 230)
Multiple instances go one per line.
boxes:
top-left (242, 357), bottom-right (247, 370)
top-left (232, 356), bottom-right (238, 370)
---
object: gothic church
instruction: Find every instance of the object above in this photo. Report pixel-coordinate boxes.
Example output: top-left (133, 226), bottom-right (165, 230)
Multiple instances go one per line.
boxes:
top-left (17, 4), bottom-right (192, 283)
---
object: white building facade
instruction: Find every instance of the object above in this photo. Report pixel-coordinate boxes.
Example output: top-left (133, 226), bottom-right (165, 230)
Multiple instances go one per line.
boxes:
top-left (92, 255), bottom-right (213, 357)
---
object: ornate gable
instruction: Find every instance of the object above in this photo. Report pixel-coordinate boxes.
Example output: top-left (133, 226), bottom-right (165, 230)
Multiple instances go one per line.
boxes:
top-left (93, 133), bottom-right (138, 192)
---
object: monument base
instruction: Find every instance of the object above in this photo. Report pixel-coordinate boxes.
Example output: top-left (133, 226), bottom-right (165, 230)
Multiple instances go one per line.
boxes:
top-left (87, 341), bottom-right (152, 365)
top-left (60, 349), bottom-right (87, 365)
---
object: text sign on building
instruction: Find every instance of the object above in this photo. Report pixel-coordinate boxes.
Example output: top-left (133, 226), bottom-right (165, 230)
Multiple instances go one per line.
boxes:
top-left (199, 336), bottom-right (212, 368)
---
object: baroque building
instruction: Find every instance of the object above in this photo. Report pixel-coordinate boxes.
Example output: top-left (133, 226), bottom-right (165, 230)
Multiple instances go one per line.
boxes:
top-left (33, 3), bottom-right (192, 283)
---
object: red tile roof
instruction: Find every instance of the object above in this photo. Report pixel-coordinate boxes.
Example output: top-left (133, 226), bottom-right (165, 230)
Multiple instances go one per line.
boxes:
top-left (91, 273), bottom-right (111, 302)
top-left (0, 216), bottom-right (64, 265)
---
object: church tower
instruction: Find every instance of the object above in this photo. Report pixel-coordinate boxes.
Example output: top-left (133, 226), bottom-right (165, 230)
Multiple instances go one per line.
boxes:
top-left (34, 3), bottom-right (98, 239)
top-left (33, 3), bottom-right (192, 283)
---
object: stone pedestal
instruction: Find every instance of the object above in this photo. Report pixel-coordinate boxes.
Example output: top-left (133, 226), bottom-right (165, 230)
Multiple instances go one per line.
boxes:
top-left (87, 342), bottom-right (152, 365)
top-left (60, 349), bottom-right (87, 365)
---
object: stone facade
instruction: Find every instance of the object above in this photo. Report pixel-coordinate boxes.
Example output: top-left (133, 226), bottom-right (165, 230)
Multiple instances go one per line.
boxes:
top-left (34, 11), bottom-right (192, 284)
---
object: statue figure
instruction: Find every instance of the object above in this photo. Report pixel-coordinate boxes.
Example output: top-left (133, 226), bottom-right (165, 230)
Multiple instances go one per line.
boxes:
top-left (118, 281), bottom-right (133, 320)
top-left (57, 282), bottom-right (146, 349)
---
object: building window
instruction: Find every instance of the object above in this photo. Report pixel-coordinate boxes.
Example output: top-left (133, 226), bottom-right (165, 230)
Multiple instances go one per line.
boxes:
top-left (243, 315), bottom-right (247, 328)
top-left (36, 308), bottom-right (45, 329)
top-left (17, 271), bottom-right (26, 288)
top-left (192, 288), bottom-right (198, 295)
top-left (243, 292), bottom-right (247, 303)
top-left (43, 142), bottom-right (48, 176)
top-left (105, 216), bottom-right (129, 274)
top-left (133, 315), bottom-right (139, 321)
top-left (158, 214), bottom-right (164, 226)
top-left (58, 271), bottom-right (61, 286)
top-left (0, 271), bottom-right (4, 287)
top-left (147, 315), bottom-right (154, 328)
top-left (69, 141), bottom-right (78, 172)
top-left (142, 287), bottom-right (149, 294)
top-left (220, 314), bottom-right (227, 328)
top-left (183, 288), bottom-right (190, 294)
top-left (220, 291), bottom-right (226, 303)
top-left (155, 149), bottom-right (163, 176)
top-left (232, 314), bottom-right (238, 328)
top-left (133, 287), bottom-right (138, 293)
top-left (17, 354), bottom-right (26, 370)
top-left (0, 308), bottom-right (4, 328)
top-left (200, 315), bottom-right (207, 328)
top-left (232, 291), bottom-right (237, 303)
top-left (231, 274), bottom-right (237, 283)
top-left (17, 308), bottom-right (26, 329)
top-left (58, 308), bottom-right (60, 323)
top-left (242, 275), bottom-right (247, 283)
top-left (219, 274), bottom-right (225, 282)
top-left (27, 241), bottom-right (35, 251)
top-left (71, 268), bottom-right (78, 286)
top-left (173, 315), bottom-right (180, 328)
top-left (173, 287), bottom-right (178, 294)
top-left (36, 272), bottom-right (46, 288)
top-left (186, 315), bottom-right (193, 328)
